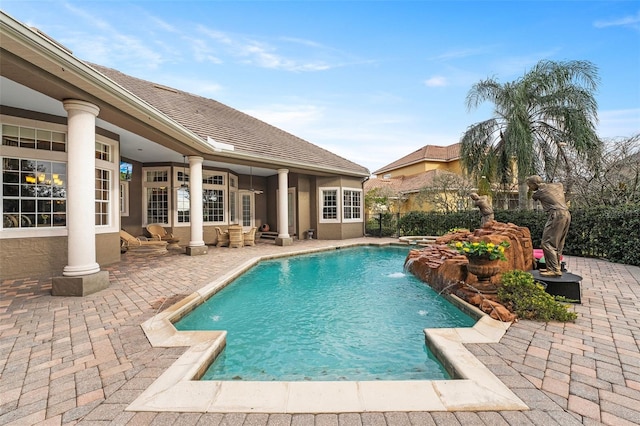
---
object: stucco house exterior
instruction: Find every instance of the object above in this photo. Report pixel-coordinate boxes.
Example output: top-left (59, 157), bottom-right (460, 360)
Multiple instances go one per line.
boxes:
top-left (0, 11), bottom-right (369, 287)
top-left (365, 143), bottom-right (467, 213)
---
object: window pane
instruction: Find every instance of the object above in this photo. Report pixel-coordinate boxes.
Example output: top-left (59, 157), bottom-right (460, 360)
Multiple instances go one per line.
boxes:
top-left (177, 187), bottom-right (190, 223)
top-left (203, 189), bottom-right (224, 222)
top-left (1, 157), bottom-right (67, 229)
top-left (19, 127), bottom-right (36, 149)
top-left (322, 190), bottom-right (338, 220)
top-left (36, 129), bottom-right (52, 150)
top-left (147, 187), bottom-right (168, 224)
top-left (2, 125), bottom-right (19, 146)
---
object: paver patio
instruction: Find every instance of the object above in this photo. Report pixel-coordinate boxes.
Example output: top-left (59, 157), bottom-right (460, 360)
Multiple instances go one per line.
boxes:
top-left (1, 238), bottom-right (639, 425)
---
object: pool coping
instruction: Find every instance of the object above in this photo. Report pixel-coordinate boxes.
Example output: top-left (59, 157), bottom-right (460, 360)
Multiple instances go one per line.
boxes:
top-left (127, 242), bottom-right (528, 413)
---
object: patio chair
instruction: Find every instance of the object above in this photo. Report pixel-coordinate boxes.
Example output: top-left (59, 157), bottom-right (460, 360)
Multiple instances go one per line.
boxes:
top-left (215, 227), bottom-right (230, 247)
top-left (243, 226), bottom-right (257, 246)
top-left (120, 230), bottom-right (168, 254)
top-left (146, 223), bottom-right (180, 248)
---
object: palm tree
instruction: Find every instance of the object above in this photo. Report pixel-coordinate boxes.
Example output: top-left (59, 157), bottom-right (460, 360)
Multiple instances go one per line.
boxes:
top-left (461, 59), bottom-right (602, 209)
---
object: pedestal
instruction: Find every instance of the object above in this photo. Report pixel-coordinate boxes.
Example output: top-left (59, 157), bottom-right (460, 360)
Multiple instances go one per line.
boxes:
top-left (466, 257), bottom-right (501, 294)
top-left (52, 270), bottom-right (110, 296)
top-left (275, 237), bottom-right (293, 246)
top-left (530, 270), bottom-right (582, 303)
top-left (186, 245), bottom-right (207, 256)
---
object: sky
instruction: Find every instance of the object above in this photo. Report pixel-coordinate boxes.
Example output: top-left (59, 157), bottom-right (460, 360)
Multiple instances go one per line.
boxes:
top-left (2, 1), bottom-right (639, 174)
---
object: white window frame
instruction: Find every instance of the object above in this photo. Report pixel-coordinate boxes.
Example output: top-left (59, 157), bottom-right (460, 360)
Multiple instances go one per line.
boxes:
top-left (119, 181), bottom-right (130, 217)
top-left (94, 136), bottom-right (119, 233)
top-left (202, 171), bottom-right (227, 224)
top-left (342, 187), bottom-right (363, 223)
top-left (319, 187), bottom-right (340, 223)
top-left (173, 166), bottom-right (190, 226)
top-left (229, 173), bottom-right (238, 224)
top-left (1, 117), bottom-right (119, 237)
top-left (143, 167), bottom-right (171, 225)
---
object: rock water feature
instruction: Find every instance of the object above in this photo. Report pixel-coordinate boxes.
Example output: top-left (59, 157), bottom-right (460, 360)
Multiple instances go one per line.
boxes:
top-left (404, 220), bottom-right (535, 322)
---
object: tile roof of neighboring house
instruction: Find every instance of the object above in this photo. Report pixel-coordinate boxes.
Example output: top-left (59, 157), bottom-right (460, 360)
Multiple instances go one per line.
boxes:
top-left (364, 169), bottom-right (459, 194)
top-left (373, 143), bottom-right (461, 175)
top-left (88, 63), bottom-right (369, 176)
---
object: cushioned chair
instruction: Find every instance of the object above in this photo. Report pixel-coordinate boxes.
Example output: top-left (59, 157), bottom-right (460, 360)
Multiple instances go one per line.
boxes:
top-left (215, 227), bottom-right (230, 247)
top-left (120, 230), bottom-right (168, 254)
top-left (243, 227), bottom-right (257, 246)
top-left (146, 223), bottom-right (180, 248)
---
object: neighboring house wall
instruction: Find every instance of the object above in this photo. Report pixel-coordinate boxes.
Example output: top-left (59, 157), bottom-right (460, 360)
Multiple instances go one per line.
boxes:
top-left (384, 159), bottom-right (462, 178)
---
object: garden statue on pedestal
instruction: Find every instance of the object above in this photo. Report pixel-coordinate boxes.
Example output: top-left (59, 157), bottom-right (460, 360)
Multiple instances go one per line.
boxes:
top-left (470, 193), bottom-right (494, 226)
top-left (526, 175), bottom-right (571, 277)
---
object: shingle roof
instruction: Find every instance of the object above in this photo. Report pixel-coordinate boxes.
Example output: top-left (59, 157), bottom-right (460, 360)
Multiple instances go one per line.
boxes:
top-left (364, 169), bottom-right (459, 194)
top-left (88, 63), bottom-right (369, 176)
top-left (373, 143), bottom-right (461, 175)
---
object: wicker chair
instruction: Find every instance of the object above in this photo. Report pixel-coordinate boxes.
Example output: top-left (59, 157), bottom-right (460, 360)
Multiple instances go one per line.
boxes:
top-left (215, 227), bottom-right (230, 247)
top-left (146, 223), bottom-right (180, 248)
top-left (243, 227), bottom-right (257, 246)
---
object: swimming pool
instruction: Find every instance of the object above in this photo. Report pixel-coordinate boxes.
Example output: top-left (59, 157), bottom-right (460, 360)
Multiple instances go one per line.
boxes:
top-left (174, 245), bottom-right (476, 381)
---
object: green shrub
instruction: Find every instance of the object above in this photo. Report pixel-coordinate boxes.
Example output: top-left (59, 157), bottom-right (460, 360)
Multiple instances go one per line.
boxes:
top-left (497, 270), bottom-right (577, 322)
top-left (372, 204), bottom-right (639, 266)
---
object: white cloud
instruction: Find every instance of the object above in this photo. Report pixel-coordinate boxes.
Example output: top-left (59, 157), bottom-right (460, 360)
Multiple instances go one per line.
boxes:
top-left (598, 108), bottom-right (640, 139)
top-left (197, 26), bottom-right (337, 72)
top-left (58, 4), bottom-right (167, 69)
top-left (594, 12), bottom-right (640, 30)
top-left (430, 46), bottom-right (498, 61)
top-left (242, 104), bottom-right (325, 129)
top-left (424, 76), bottom-right (448, 87)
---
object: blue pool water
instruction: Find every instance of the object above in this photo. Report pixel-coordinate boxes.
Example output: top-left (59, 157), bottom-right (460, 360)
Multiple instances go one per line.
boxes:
top-left (175, 245), bottom-right (476, 381)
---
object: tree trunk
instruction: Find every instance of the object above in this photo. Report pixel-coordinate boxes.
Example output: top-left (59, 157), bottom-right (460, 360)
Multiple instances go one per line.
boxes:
top-left (518, 182), bottom-right (532, 210)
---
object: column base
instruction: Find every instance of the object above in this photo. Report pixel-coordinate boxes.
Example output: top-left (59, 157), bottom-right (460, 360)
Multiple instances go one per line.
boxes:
top-left (52, 270), bottom-right (110, 297)
top-left (186, 245), bottom-right (208, 256)
top-left (275, 237), bottom-right (293, 246)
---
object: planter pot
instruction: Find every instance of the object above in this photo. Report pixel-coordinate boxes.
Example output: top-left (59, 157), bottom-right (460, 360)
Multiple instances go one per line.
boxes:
top-left (466, 256), bottom-right (501, 294)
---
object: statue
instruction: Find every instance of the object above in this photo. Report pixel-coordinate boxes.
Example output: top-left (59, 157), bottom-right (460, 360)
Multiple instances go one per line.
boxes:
top-left (526, 175), bottom-right (571, 277)
top-left (470, 193), bottom-right (494, 226)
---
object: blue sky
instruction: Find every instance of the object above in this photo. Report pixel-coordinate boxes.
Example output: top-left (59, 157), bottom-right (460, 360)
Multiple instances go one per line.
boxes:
top-left (2, 1), bottom-right (639, 174)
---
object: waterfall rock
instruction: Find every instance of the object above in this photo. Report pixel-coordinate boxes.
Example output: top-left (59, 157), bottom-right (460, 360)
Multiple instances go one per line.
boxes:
top-left (404, 220), bottom-right (534, 322)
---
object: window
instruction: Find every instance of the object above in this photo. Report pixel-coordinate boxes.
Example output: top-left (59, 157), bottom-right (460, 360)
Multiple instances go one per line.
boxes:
top-left (120, 181), bottom-right (129, 216)
top-left (94, 140), bottom-right (115, 228)
top-left (95, 168), bottom-right (110, 226)
top-left (343, 189), bottom-right (362, 222)
top-left (2, 124), bottom-right (66, 152)
top-left (176, 168), bottom-right (190, 223)
top-left (320, 188), bottom-right (339, 223)
top-left (202, 171), bottom-right (226, 224)
top-left (2, 122), bottom-right (118, 232)
top-left (241, 193), bottom-right (253, 227)
top-left (2, 157), bottom-right (67, 228)
top-left (229, 174), bottom-right (237, 224)
top-left (95, 141), bottom-right (111, 162)
top-left (173, 169), bottom-right (228, 224)
top-left (144, 168), bottom-right (169, 224)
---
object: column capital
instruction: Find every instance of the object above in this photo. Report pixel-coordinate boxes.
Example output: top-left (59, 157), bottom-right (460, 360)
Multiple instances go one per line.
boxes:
top-left (277, 168), bottom-right (289, 175)
top-left (187, 156), bottom-right (204, 166)
top-left (63, 99), bottom-right (100, 116)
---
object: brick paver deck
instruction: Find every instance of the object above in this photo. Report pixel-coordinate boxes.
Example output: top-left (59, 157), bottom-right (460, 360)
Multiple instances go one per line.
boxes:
top-left (1, 238), bottom-right (639, 425)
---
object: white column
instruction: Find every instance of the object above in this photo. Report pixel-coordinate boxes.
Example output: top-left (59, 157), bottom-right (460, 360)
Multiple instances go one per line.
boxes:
top-left (277, 168), bottom-right (290, 238)
top-left (188, 156), bottom-right (205, 247)
top-left (62, 100), bottom-right (100, 276)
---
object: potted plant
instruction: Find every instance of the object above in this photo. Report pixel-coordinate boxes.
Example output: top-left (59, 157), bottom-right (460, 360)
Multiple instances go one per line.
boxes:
top-left (450, 239), bottom-right (510, 293)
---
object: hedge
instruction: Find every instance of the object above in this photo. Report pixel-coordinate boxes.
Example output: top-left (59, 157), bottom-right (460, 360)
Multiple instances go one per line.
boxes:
top-left (366, 204), bottom-right (640, 266)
